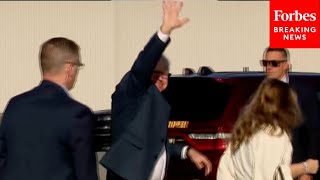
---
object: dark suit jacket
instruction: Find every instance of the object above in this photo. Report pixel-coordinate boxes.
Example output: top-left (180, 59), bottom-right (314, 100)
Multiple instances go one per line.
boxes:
top-left (100, 33), bottom-right (184, 180)
top-left (0, 80), bottom-right (98, 180)
top-left (290, 78), bottom-right (320, 179)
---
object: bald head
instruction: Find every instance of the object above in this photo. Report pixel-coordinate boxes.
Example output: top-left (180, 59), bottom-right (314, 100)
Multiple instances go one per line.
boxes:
top-left (155, 55), bottom-right (170, 73)
top-left (39, 37), bottom-right (80, 75)
top-left (262, 47), bottom-right (290, 80)
top-left (151, 55), bottom-right (171, 92)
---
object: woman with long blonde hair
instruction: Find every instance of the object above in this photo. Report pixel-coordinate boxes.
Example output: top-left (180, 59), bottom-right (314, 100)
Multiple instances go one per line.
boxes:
top-left (217, 78), bottom-right (318, 180)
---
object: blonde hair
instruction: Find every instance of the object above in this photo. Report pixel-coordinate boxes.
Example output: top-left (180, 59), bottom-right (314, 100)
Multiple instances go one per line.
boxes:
top-left (230, 78), bottom-right (302, 154)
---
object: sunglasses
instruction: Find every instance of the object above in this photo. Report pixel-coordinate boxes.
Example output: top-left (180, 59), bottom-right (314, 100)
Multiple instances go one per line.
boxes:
top-left (260, 60), bottom-right (287, 67)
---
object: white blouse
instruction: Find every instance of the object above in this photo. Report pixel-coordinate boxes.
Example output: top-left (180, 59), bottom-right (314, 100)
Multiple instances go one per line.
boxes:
top-left (217, 128), bottom-right (293, 180)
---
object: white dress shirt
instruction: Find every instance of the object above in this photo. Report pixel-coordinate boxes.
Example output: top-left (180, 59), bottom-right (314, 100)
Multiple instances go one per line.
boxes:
top-left (280, 74), bottom-right (289, 83)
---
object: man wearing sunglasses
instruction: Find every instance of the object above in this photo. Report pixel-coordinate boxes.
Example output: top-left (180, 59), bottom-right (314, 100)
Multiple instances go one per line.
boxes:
top-left (260, 48), bottom-right (290, 81)
top-left (261, 47), bottom-right (320, 180)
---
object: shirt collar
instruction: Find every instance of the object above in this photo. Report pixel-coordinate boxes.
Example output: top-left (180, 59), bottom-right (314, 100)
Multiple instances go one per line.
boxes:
top-left (57, 83), bottom-right (70, 96)
top-left (280, 74), bottom-right (289, 83)
top-left (41, 80), bottom-right (71, 97)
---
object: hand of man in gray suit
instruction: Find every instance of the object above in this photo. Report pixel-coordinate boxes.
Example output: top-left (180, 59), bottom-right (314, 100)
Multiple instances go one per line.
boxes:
top-left (160, 0), bottom-right (189, 35)
top-left (187, 147), bottom-right (213, 176)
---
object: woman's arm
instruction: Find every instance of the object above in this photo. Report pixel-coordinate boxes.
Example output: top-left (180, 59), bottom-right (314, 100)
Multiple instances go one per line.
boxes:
top-left (291, 159), bottom-right (319, 178)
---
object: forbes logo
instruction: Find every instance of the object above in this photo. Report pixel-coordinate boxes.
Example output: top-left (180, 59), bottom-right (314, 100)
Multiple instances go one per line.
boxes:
top-left (274, 10), bottom-right (316, 22)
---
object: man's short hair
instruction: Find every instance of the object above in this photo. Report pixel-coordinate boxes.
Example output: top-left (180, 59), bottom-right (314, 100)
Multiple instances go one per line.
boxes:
top-left (39, 37), bottom-right (80, 74)
top-left (263, 47), bottom-right (290, 61)
top-left (156, 55), bottom-right (170, 72)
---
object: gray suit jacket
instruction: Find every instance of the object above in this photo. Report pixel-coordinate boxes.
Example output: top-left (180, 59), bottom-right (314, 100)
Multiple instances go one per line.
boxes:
top-left (100, 33), bottom-right (183, 180)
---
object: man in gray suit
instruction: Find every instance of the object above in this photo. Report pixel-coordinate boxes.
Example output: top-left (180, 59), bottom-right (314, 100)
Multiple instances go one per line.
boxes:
top-left (100, 0), bottom-right (212, 179)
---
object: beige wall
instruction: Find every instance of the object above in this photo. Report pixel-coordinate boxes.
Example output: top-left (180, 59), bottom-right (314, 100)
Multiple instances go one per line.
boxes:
top-left (1, 1), bottom-right (320, 180)
top-left (1, 1), bottom-right (320, 112)
top-left (115, 0), bottom-right (320, 76)
top-left (0, 1), bottom-right (116, 112)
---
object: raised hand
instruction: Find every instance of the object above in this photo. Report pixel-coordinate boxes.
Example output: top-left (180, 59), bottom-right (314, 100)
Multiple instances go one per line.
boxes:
top-left (160, 0), bottom-right (189, 35)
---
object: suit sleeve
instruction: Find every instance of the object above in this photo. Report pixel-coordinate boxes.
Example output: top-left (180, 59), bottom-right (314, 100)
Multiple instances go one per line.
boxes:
top-left (0, 110), bottom-right (8, 178)
top-left (70, 107), bottom-right (98, 180)
top-left (300, 87), bottom-right (320, 159)
top-left (118, 33), bottom-right (170, 97)
top-left (167, 143), bottom-right (184, 159)
top-left (0, 99), bottom-right (14, 177)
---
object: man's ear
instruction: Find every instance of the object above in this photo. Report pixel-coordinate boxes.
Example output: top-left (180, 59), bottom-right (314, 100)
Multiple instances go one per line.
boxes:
top-left (64, 64), bottom-right (73, 78)
top-left (285, 61), bottom-right (292, 72)
top-left (65, 63), bottom-right (72, 72)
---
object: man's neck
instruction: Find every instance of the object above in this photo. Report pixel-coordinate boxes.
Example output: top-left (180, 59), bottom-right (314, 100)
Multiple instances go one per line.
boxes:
top-left (43, 74), bottom-right (69, 93)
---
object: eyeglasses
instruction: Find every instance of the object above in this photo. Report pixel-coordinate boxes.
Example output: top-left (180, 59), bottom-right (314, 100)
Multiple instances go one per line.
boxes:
top-left (65, 61), bottom-right (85, 70)
top-left (260, 60), bottom-right (287, 67)
top-left (153, 70), bottom-right (171, 79)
